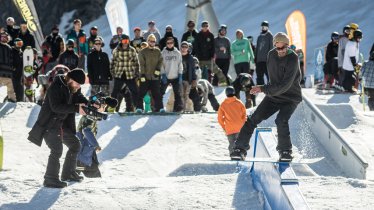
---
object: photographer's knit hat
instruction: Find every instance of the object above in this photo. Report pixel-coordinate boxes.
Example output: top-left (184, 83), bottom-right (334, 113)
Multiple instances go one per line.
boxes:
top-left (67, 68), bottom-right (86, 84)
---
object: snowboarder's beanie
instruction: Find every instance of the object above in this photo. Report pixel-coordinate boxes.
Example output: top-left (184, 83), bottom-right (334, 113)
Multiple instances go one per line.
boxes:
top-left (273, 32), bottom-right (290, 45)
top-left (147, 34), bottom-right (157, 42)
top-left (67, 68), bottom-right (86, 85)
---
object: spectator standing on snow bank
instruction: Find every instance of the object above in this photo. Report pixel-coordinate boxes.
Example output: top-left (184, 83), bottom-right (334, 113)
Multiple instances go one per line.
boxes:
top-left (218, 86), bottom-right (247, 159)
top-left (110, 26), bottom-right (124, 50)
top-left (159, 25), bottom-right (179, 51)
top-left (323, 32), bottom-right (339, 89)
top-left (255, 21), bottom-right (273, 85)
top-left (143, 21), bottom-right (161, 46)
top-left (361, 51), bottom-right (374, 111)
top-left (196, 79), bottom-right (220, 112)
top-left (231, 32), bottom-right (301, 162)
top-left (342, 30), bottom-right (362, 93)
top-left (337, 25), bottom-right (351, 87)
top-left (214, 24), bottom-right (231, 86)
top-left (66, 19), bottom-right (88, 69)
top-left (181, 20), bottom-right (198, 54)
top-left (231, 29), bottom-right (254, 77)
top-left (130, 27), bottom-right (145, 53)
top-left (0, 31), bottom-right (16, 102)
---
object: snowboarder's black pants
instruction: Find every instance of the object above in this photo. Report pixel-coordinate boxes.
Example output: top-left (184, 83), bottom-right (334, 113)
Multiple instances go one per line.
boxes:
top-left (137, 80), bottom-right (163, 111)
top-left (160, 79), bottom-right (183, 112)
top-left (12, 76), bottom-right (24, 102)
top-left (44, 128), bottom-right (81, 180)
top-left (342, 69), bottom-right (355, 92)
top-left (235, 62), bottom-right (250, 76)
top-left (256, 62), bottom-right (269, 85)
top-left (235, 96), bottom-right (299, 151)
top-left (111, 78), bottom-right (138, 112)
top-left (215, 58), bottom-right (230, 85)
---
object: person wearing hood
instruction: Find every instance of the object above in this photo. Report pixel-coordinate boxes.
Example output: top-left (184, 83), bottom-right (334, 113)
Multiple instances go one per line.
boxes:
top-left (18, 21), bottom-right (35, 51)
top-left (255, 21), bottom-right (273, 85)
top-left (159, 25), bottom-right (179, 51)
top-left (58, 39), bottom-right (79, 70)
top-left (160, 37), bottom-right (183, 112)
top-left (194, 21), bottom-right (226, 85)
top-left (231, 29), bottom-right (254, 77)
top-left (88, 26), bottom-right (104, 52)
top-left (143, 21), bottom-right (161, 45)
top-left (5, 17), bottom-right (19, 46)
top-left (218, 86), bottom-right (247, 159)
top-left (67, 19), bottom-right (88, 69)
top-left (44, 25), bottom-right (65, 63)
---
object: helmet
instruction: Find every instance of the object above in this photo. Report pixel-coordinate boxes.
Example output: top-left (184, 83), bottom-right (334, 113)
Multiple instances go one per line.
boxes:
top-left (331, 32), bottom-right (339, 40)
top-left (66, 39), bottom-right (74, 47)
top-left (225, 86), bottom-right (235, 97)
top-left (261, 21), bottom-right (269, 27)
top-left (239, 74), bottom-right (252, 86)
top-left (353, 29), bottom-right (363, 39)
top-left (343, 25), bottom-right (350, 34)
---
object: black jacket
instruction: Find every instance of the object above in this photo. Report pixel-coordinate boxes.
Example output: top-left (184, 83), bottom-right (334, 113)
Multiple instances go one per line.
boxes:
top-left (181, 30), bottom-right (198, 55)
top-left (194, 30), bottom-right (215, 61)
top-left (159, 32), bottom-right (179, 51)
top-left (6, 25), bottom-right (19, 46)
top-left (58, 50), bottom-right (79, 70)
top-left (233, 73), bottom-right (254, 97)
top-left (0, 43), bottom-right (13, 78)
top-left (44, 33), bottom-right (64, 62)
top-left (87, 49), bottom-right (111, 85)
top-left (18, 31), bottom-right (36, 51)
top-left (182, 53), bottom-right (196, 83)
top-left (28, 75), bottom-right (88, 146)
top-left (12, 47), bottom-right (23, 79)
top-left (326, 41), bottom-right (338, 63)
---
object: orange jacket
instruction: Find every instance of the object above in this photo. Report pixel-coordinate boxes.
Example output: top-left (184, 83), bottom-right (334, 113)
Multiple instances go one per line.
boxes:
top-left (218, 97), bottom-right (247, 135)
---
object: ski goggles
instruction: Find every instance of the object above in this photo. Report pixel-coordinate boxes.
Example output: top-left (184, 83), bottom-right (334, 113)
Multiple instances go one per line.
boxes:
top-left (121, 39), bottom-right (129, 44)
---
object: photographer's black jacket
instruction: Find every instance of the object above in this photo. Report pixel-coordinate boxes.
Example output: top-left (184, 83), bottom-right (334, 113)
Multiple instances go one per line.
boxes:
top-left (28, 75), bottom-right (88, 146)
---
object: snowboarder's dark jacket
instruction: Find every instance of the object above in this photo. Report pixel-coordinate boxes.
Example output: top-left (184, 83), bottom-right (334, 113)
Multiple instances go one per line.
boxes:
top-left (58, 50), bottom-right (79, 70)
top-left (0, 42), bottom-right (13, 78)
top-left (28, 75), bottom-right (88, 146)
top-left (87, 49), bottom-right (111, 85)
top-left (260, 49), bottom-right (302, 103)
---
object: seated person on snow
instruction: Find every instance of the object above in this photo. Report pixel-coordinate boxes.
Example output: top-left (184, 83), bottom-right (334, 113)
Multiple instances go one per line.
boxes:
top-left (232, 73), bottom-right (256, 108)
top-left (76, 96), bottom-right (118, 178)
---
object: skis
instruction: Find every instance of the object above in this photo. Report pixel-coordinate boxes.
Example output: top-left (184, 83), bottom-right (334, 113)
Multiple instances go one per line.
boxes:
top-left (211, 157), bottom-right (324, 165)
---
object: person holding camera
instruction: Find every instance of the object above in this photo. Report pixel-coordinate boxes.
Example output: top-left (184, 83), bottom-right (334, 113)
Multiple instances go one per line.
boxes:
top-left (28, 68), bottom-right (88, 188)
top-left (76, 96), bottom-right (118, 177)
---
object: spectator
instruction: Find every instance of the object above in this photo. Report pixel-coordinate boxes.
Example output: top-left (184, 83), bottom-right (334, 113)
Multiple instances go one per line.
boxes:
top-left (87, 26), bottom-right (104, 52)
top-left (143, 21), bottom-right (161, 45)
top-left (58, 39), bottom-right (79, 70)
top-left (323, 32), bottom-right (339, 89)
top-left (181, 20), bottom-right (198, 54)
top-left (342, 29), bottom-right (362, 93)
top-left (12, 38), bottom-right (24, 102)
top-left (255, 21), bottom-right (273, 85)
top-left (337, 25), bottom-right (351, 87)
top-left (110, 26), bottom-right (124, 50)
top-left (44, 24), bottom-right (65, 63)
top-left (233, 73), bottom-right (256, 108)
top-left (18, 21), bottom-right (35, 50)
top-left (5, 17), bottom-right (19, 46)
top-left (130, 27), bottom-right (145, 52)
top-left (231, 29), bottom-right (254, 78)
top-left (67, 19), bottom-right (88, 69)
top-left (180, 41), bottom-right (197, 111)
top-left (196, 79), bottom-right (220, 112)
top-left (361, 51), bottom-right (374, 110)
top-left (214, 24), bottom-right (231, 85)
top-left (159, 25), bottom-right (179, 51)
top-left (0, 32), bottom-right (16, 102)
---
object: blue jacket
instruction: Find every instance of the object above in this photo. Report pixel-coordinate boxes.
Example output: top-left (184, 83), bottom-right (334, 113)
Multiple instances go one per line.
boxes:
top-left (77, 127), bottom-right (99, 166)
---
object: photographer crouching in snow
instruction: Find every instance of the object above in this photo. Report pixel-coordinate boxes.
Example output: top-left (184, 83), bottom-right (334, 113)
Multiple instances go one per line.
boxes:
top-left (28, 68), bottom-right (88, 188)
top-left (231, 32), bottom-right (302, 162)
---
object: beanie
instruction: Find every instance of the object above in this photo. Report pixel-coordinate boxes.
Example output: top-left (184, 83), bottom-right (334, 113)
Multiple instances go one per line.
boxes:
top-left (67, 68), bottom-right (86, 84)
top-left (147, 34), bottom-right (157, 42)
top-left (273, 32), bottom-right (290, 45)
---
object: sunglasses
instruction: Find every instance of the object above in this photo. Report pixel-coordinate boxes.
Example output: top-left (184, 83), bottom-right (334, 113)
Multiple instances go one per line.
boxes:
top-left (275, 46), bottom-right (288, 51)
top-left (181, 45), bottom-right (188, 48)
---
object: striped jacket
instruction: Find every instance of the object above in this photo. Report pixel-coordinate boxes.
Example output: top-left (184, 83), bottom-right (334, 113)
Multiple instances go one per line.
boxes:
top-left (361, 60), bottom-right (374, 89)
top-left (110, 46), bottom-right (139, 80)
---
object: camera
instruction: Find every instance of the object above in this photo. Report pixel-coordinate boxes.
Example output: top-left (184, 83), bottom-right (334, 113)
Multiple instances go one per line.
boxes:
top-left (82, 92), bottom-right (118, 120)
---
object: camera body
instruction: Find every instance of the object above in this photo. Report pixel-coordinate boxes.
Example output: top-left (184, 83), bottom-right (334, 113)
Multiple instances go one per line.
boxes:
top-left (82, 92), bottom-right (109, 121)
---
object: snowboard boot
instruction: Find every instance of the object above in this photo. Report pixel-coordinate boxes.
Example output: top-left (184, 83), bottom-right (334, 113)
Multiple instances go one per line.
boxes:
top-left (230, 148), bottom-right (247, 161)
top-left (278, 150), bottom-right (293, 162)
top-left (43, 178), bottom-right (67, 188)
top-left (61, 171), bottom-right (84, 182)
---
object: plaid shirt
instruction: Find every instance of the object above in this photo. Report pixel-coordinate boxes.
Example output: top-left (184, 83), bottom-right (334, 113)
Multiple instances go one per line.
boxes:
top-left (361, 60), bottom-right (374, 89)
top-left (110, 46), bottom-right (139, 79)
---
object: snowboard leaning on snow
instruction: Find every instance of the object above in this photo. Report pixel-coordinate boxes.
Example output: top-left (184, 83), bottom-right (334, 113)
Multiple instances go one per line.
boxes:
top-left (23, 46), bottom-right (35, 77)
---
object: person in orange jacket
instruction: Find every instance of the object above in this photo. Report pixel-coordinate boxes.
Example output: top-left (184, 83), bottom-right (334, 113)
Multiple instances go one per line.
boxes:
top-left (218, 86), bottom-right (247, 159)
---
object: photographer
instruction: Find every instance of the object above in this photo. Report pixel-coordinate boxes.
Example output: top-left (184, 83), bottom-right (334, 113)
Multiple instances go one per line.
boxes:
top-left (76, 95), bottom-right (118, 177)
top-left (28, 68), bottom-right (88, 188)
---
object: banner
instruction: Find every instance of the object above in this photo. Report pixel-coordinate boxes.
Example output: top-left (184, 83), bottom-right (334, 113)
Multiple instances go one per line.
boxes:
top-left (12, 0), bottom-right (44, 51)
top-left (105, 0), bottom-right (130, 37)
top-left (285, 10), bottom-right (307, 75)
top-left (314, 47), bottom-right (324, 82)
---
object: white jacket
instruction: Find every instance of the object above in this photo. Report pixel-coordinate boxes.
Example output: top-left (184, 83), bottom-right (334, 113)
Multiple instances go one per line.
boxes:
top-left (161, 47), bottom-right (183, 79)
top-left (342, 40), bottom-right (360, 71)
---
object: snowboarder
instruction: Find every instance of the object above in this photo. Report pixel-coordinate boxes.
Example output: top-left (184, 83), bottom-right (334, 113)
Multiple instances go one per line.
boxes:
top-left (28, 68), bottom-right (88, 188)
top-left (231, 32), bottom-right (302, 162)
top-left (218, 86), bottom-right (247, 158)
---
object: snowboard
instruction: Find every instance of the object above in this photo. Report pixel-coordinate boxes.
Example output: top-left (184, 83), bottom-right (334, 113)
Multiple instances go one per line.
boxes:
top-left (23, 46), bottom-right (35, 77)
top-left (212, 157), bottom-right (324, 165)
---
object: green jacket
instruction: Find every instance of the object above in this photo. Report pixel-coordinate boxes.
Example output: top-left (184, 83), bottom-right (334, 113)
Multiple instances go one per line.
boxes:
top-left (231, 38), bottom-right (254, 64)
top-left (138, 47), bottom-right (163, 80)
